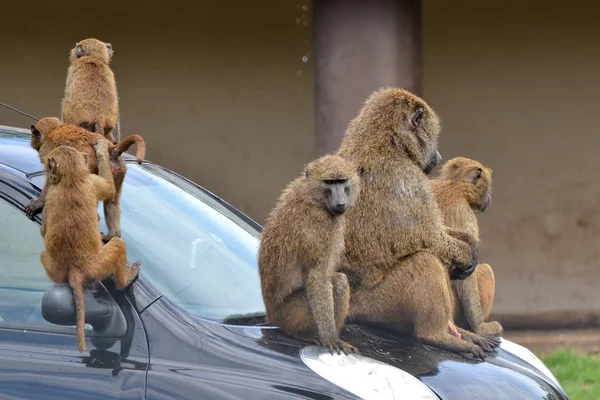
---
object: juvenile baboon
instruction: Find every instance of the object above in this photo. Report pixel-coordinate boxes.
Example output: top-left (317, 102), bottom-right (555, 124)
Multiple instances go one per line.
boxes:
top-left (61, 38), bottom-right (120, 144)
top-left (337, 87), bottom-right (489, 359)
top-left (259, 155), bottom-right (360, 355)
top-left (431, 157), bottom-right (503, 342)
top-left (40, 142), bottom-right (141, 352)
top-left (26, 117), bottom-right (145, 242)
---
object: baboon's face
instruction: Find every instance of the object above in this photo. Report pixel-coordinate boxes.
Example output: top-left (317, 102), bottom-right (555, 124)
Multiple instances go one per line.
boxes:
top-left (443, 158), bottom-right (493, 212)
top-left (31, 117), bottom-right (62, 149)
top-left (423, 149), bottom-right (442, 175)
top-left (474, 167), bottom-right (493, 212)
top-left (321, 179), bottom-right (352, 216)
top-left (71, 38), bottom-right (113, 63)
top-left (480, 191), bottom-right (492, 212)
top-left (303, 154), bottom-right (360, 216)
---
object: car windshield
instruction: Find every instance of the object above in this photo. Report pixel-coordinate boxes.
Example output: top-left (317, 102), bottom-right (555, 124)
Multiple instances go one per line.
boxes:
top-left (32, 162), bottom-right (267, 323)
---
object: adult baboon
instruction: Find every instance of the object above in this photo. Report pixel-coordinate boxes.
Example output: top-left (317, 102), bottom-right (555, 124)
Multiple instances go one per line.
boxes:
top-left (337, 87), bottom-right (488, 359)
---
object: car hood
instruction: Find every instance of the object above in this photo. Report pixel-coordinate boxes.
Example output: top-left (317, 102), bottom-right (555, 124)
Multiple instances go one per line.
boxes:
top-left (223, 323), bottom-right (569, 399)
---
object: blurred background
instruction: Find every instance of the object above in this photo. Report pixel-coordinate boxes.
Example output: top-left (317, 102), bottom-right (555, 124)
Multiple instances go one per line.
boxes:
top-left (1, 0), bottom-right (599, 394)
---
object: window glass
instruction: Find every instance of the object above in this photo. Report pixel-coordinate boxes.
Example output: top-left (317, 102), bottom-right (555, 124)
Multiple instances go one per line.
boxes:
top-left (0, 199), bottom-right (54, 327)
top-left (105, 164), bottom-right (266, 322)
top-left (30, 162), bottom-right (267, 324)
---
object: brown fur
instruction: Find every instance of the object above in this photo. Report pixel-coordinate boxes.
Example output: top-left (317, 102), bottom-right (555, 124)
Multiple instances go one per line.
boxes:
top-left (39, 143), bottom-right (140, 352)
top-left (431, 157), bottom-right (503, 341)
top-left (337, 87), bottom-right (489, 359)
top-left (61, 38), bottom-right (120, 144)
top-left (259, 155), bottom-right (360, 355)
top-left (26, 117), bottom-right (145, 242)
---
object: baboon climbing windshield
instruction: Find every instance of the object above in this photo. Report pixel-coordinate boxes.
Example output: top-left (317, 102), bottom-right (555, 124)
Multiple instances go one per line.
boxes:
top-left (31, 162), bottom-right (267, 323)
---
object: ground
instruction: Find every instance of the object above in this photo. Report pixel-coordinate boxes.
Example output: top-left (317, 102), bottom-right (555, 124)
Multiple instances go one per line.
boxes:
top-left (505, 329), bottom-right (600, 400)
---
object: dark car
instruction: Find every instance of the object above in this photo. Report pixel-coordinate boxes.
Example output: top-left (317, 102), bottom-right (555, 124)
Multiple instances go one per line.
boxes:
top-left (0, 124), bottom-right (569, 400)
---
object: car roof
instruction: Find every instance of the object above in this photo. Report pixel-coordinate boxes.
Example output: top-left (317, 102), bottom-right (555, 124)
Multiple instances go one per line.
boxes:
top-left (0, 124), bottom-right (138, 175)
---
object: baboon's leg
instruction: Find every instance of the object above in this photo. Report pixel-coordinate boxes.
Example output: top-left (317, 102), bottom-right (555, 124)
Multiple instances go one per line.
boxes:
top-left (350, 252), bottom-right (486, 359)
top-left (91, 237), bottom-right (140, 290)
top-left (274, 273), bottom-right (355, 353)
top-left (278, 274), bottom-right (350, 338)
top-left (453, 274), bottom-right (484, 330)
top-left (454, 263), bottom-right (503, 338)
top-left (455, 327), bottom-right (497, 351)
top-left (40, 251), bottom-right (67, 283)
top-left (275, 289), bottom-right (317, 340)
top-left (475, 263), bottom-right (503, 337)
top-left (412, 260), bottom-right (486, 360)
top-left (102, 160), bottom-right (126, 243)
top-left (477, 263), bottom-right (495, 321)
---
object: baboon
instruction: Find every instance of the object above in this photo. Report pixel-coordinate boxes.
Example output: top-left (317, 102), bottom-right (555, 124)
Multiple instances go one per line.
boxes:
top-left (431, 157), bottom-right (503, 342)
top-left (337, 87), bottom-right (490, 359)
top-left (39, 142), bottom-right (140, 352)
top-left (26, 117), bottom-right (145, 242)
top-left (259, 155), bottom-right (360, 355)
top-left (61, 38), bottom-right (120, 144)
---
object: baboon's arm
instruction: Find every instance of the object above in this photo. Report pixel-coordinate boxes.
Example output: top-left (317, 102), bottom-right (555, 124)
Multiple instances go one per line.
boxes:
top-left (431, 229), bottom-right (478, 275)
top-left (306, 266), bottom-right (338, 342)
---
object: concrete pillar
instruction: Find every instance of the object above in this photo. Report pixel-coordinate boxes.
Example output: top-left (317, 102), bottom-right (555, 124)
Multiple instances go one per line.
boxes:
top-left (314, 0), bottom-right (422, 156)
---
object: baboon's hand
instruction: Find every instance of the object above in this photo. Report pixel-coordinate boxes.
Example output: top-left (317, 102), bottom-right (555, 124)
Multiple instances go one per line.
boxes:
top-left (483, 335), bottom-right (501, 349)
top-left (315, 337), bottom-right (359, 356)
top-left (25, 199), bottom-right (43, 220)
top-left (101, 232), bottom-right (121, 243)
top-left (476, 321), bottom-right (504, 342)
top-left (450, 241), bottom-right (478, 280)
top-left (450, 263), bottom-right (477, 281)
top-left (463, 332), bottom-right (492, 353)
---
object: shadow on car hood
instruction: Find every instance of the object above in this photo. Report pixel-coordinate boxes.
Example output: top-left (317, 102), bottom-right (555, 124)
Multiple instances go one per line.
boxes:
top-left (223, 323), bottom-right (569, 400)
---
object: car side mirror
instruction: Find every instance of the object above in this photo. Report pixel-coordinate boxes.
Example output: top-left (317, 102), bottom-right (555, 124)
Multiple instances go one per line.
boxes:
top-left (41, 283), bottom-right (127, 337)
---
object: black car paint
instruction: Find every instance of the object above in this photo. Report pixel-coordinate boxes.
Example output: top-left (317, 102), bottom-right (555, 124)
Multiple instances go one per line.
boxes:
top-left (0, 128), bottom-right (568, 399)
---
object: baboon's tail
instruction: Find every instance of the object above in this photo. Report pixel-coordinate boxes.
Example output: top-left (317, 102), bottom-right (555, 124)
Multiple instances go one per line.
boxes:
top-left (71, 280), bottom-right (87, 352)
top-left (111, 134), bottom-right (146, 164)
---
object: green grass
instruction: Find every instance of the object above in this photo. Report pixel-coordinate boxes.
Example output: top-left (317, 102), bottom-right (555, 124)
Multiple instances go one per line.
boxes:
top-left (540, 348), bottom-right (600, 400)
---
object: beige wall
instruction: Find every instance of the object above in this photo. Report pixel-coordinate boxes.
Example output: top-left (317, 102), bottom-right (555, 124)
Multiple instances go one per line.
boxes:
top-left (0, 0), bottom-right (315, 223)
top-left (423, 0), bottom-right (600, 314)
top-left (5, 0), bottom-right (597, 316)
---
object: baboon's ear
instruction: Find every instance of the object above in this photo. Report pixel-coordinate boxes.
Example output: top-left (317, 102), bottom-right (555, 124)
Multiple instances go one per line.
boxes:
top-left (409, 105), bottom-right (425, 130)
top-left (30, 125), bottom-right (40, 138)
top-left (47, 157), bottom-right (57, 173)
top-left (106, 43), bottom-right (113, 58)
top-left (467, 167), bottom-right (483, 184)
top-left (81, 152), bottom-right (89, 165)
top-left (303, 164), bottom-right (309, 178)
top-left (76, 43), bottom-right (84, 57)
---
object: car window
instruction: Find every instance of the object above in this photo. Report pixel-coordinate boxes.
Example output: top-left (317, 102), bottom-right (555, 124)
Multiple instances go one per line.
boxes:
top-left (0, 198), bottom-right (56, 327)
top-left (111, 164), bottom-right (266, 322)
